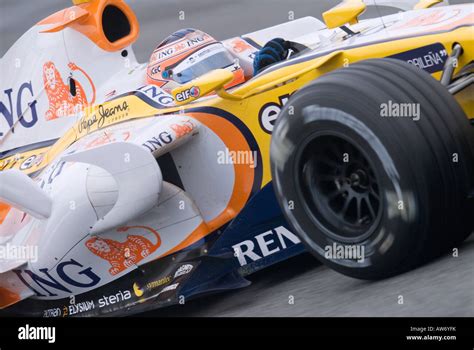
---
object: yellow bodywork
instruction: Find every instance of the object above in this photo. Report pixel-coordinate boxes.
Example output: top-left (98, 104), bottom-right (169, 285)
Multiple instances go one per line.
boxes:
top-left (322, 0), bottom-right (366, 28)
top-left (322, 0), bottom-right (445, 29)
top-left (172, 69), bottom-right (234, 105)
top-left (414, 0), bottom-right (444, 10)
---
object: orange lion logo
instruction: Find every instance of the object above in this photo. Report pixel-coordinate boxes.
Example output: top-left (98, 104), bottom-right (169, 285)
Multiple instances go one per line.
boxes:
top-left (43, 61), bottom-right (96, 121)
top-left (86, 226), bottom-right (161, 276)
top-left (170, 120), bottom-right (195, 138)
top-left (230, 38), bottom-right (254, 53)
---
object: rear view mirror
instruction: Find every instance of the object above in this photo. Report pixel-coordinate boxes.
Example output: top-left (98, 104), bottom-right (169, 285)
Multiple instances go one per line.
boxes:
top-left (322, 0), bottom-right (366, 29)
top-left (171, 69), bottom-right (235, 105)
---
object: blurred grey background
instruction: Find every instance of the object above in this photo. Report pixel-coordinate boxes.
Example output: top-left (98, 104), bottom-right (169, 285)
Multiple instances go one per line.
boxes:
top-left (0, 0), bottom-right (472, 317)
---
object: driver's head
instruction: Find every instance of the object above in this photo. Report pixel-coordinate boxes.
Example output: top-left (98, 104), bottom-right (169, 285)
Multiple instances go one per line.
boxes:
top-left (146, 29), bottom-right (245, 93)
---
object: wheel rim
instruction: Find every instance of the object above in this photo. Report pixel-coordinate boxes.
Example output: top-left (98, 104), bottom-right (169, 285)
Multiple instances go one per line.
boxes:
top-left (297, 134), bottom-right (382, 243)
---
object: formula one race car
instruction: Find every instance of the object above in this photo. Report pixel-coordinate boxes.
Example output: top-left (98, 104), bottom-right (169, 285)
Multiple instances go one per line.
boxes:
top-left (0, 0), bottom-right (472, 316)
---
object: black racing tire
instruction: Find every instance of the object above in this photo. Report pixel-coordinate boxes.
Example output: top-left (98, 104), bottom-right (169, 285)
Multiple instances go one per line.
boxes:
top-left (270, 58), bottom-right (474, 280)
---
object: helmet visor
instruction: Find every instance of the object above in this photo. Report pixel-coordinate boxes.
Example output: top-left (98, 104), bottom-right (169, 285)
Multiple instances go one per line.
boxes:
top-left (172, 44), bottom-right (235, 84)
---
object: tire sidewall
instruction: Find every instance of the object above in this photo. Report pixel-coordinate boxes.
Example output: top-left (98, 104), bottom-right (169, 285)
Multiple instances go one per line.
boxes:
top-left (272, 104), bottom-right (424, 276)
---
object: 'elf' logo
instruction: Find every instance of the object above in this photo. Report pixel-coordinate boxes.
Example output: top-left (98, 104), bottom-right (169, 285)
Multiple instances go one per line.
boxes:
top-left (176, 86), bottom-right (200, 102)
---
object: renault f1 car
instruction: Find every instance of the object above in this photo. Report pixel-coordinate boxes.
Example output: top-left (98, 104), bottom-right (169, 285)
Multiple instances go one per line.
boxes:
top-left (0, 0), bottom-right (473, 317)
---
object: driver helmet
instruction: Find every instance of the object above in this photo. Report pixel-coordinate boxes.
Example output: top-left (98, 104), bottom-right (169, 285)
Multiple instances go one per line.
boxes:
top-left (146, 28), bottom-right (245, 93)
